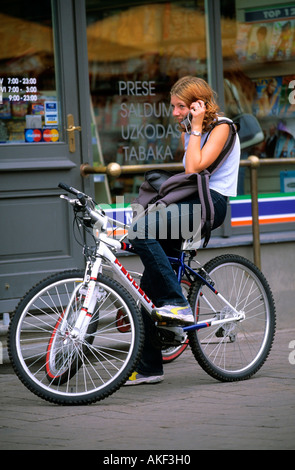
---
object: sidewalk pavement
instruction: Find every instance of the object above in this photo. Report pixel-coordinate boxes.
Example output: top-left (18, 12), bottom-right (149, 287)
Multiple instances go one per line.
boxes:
top-left (0, 328), bottom-right (294, 451)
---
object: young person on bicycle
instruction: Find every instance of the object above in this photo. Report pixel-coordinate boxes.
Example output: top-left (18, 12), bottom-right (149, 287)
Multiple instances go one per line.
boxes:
top-left (126, 76), bottom-right (240, 385)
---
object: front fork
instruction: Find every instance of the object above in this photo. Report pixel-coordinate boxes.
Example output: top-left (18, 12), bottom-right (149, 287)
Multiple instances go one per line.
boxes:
top-left (60, 258), bottom-right (103, 340)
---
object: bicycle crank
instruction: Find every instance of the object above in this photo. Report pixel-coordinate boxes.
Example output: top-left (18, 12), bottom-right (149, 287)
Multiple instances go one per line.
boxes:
top-left (156, 325), bottom-right (186, 346)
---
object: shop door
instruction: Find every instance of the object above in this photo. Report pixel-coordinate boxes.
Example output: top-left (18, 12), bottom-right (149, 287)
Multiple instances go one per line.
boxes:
top-left (0, 0), bottom-right (94, 313)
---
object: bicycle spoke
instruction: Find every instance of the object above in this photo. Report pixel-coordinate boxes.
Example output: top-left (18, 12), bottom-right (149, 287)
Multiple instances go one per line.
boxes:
top-left (9, 272), bottom-right (143, 404)
top-left (188, 255), bottom-right (275, 381)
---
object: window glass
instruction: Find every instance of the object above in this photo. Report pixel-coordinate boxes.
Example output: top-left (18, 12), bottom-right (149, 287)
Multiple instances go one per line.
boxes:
top-left (86, 0), bottom-right (207, 202)
top-left (0, 0), bottom-right (62, 144)
top-left (220, 0), bottom-right (295, 194)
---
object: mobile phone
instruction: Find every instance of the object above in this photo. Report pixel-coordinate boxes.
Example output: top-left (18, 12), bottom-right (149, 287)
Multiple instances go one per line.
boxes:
top-left (180, 112), bottom-right (192, 133)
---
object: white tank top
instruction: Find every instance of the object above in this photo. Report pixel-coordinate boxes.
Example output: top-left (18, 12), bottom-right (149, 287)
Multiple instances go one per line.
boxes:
top-left (183, 117), bottom-right (240, 197)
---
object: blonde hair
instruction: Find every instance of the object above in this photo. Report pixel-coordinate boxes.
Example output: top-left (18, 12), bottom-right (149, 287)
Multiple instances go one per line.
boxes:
top-left (170, 76), bottom-right (220, 132)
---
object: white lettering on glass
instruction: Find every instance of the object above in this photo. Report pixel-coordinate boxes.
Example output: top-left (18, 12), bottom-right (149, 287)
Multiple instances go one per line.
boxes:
top-left (118, 80), bottom-right (180, 162)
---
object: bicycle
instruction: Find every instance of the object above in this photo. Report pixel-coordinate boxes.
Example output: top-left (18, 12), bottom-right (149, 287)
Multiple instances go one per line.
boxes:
top-left (107, 264), bottom-right (191, 364)
top-left (8, 183), bottom-right (276, 405)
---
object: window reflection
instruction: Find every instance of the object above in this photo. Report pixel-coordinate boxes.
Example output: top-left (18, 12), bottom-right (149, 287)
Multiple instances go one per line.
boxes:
top-left (0, 1), bottom-right (60, 144)
top-left (221, 0), bottom-right (295, 195)
top-left (86, 1), bottom-right (207, 202)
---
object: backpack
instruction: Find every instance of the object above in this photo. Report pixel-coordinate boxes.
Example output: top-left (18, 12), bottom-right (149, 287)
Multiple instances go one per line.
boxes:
top-left (132, 119), bottom-right (238, 247)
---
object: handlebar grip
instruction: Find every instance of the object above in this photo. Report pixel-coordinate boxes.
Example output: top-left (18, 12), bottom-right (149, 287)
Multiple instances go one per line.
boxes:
top-left (58, 182), bottom-right (78, 195)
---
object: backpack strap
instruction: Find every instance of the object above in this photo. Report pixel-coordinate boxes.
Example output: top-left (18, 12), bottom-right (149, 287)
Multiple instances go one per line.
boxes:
top-left (198, 120), bottom-right (238, 247)
top-left (206, 119), bottom-right (238, 173)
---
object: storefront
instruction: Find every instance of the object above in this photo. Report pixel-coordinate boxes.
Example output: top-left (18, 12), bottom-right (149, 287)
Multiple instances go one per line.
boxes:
top-left (84, 1), bottom-right (295, 186)
top-left (1, 0), bottom-right (295, 311)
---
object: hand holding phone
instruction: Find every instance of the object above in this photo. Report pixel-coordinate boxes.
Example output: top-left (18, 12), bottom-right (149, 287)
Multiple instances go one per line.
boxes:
top-left (180, 100), bottom-right (206, 133)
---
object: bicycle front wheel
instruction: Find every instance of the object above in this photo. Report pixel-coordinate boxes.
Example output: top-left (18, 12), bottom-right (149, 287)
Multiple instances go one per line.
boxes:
top-left (188, 254), bottom-right (276, 382)
top-left (8, 270), bottom-right (144, 405)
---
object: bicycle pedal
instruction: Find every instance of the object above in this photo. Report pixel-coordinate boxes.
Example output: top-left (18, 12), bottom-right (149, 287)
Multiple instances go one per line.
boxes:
top-left (156, 325), bottom-right (186, 346)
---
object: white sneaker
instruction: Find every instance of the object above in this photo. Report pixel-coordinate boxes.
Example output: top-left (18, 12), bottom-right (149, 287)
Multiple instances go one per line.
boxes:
top-left (124, 371), bottom-right (164, 386)
top-left (152, 304), bottom-right (195, 325)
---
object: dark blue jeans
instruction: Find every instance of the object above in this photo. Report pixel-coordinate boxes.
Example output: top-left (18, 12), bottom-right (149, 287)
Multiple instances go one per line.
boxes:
top-left (128, 190), bottom-right (228, 375)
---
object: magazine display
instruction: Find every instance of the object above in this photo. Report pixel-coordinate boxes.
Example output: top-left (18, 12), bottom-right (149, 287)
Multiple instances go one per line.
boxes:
top-left (236, 20), bottom-right (295, 62)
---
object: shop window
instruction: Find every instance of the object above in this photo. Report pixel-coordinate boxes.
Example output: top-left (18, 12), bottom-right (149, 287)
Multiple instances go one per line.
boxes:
top-left (220, 0), bottom-right (295, 195)
top-left (0, 1), bottom-right (61, 144)
top-left (86, 0), bottom-right (207, 202)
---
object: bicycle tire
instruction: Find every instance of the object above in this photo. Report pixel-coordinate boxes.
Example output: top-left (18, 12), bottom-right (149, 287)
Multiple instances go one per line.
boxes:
top-left (187, 254), bottom-right (276, 382)
top-left (8, 270), bottom-right (144, 405)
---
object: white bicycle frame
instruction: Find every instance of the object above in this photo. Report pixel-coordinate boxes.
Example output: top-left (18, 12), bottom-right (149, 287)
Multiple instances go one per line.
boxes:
top-left (61, 195), bottom-right (245, 341)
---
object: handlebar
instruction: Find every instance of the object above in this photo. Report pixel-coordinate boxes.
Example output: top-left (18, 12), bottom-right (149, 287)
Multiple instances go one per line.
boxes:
top-left (58, 182), bottom-right (88, 206)
top-left (58, 181), bottom-right (107, 229)
top-left (58, 182), bottom-right (134, 253)
top-left (58, 182), bottom-right (77, 194)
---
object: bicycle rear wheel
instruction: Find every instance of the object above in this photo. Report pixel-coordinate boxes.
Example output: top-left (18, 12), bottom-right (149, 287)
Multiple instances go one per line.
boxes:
top-left (8, 270), bottom-right (144, 405)
top-left (188, 254), bottom-right (276, 382)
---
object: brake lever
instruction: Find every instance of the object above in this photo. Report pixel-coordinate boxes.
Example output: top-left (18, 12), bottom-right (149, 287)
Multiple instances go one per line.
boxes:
top-left (60, 194), bottom-right (85, 211)
top-left (60, 194), bottom-right (76, 204)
